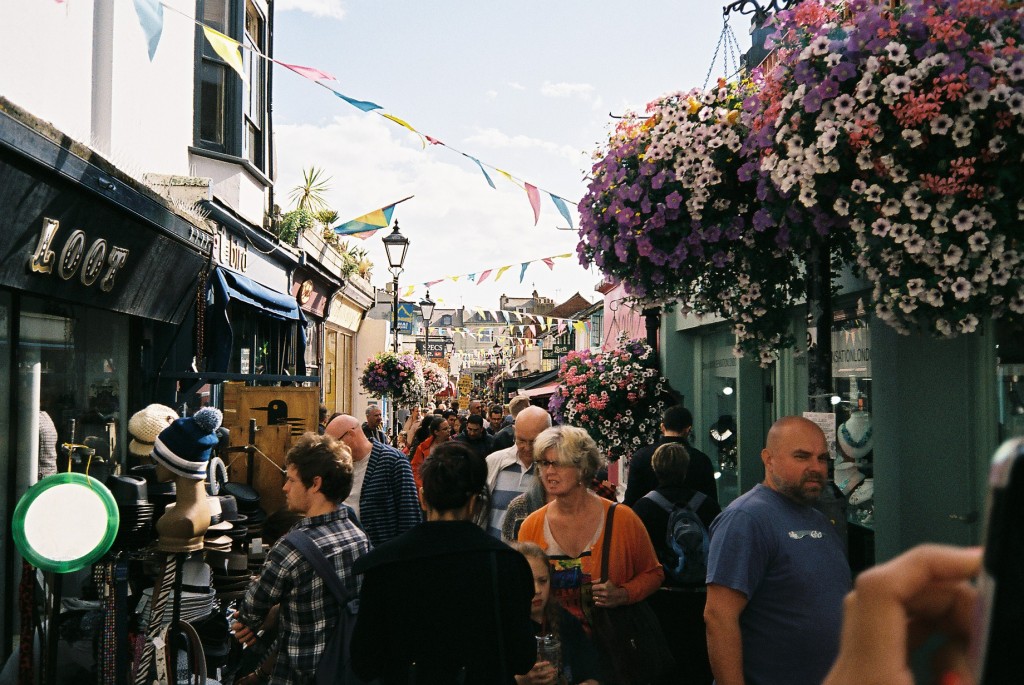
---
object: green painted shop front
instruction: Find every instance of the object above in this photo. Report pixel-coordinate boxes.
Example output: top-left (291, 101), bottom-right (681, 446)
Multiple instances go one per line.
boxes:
top-left (659, 286), bottom-right (1020, 569)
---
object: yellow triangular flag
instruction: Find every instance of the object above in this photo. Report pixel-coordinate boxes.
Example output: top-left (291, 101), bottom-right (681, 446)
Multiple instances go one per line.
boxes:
top-left (495, 265), bottom-right (512, 281)
top-left (496, 169), bottom-right (522, 189)
top-left (202, 27), bottom-right (245, 79)
top-left (403, 285), bottom-right (415, 297)
top-left (381, 114), bottom-right (426, 148)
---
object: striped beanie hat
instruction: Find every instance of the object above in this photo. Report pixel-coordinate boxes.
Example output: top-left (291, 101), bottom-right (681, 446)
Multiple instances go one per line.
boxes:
top-left (152, 407), bottom-right (223, 480)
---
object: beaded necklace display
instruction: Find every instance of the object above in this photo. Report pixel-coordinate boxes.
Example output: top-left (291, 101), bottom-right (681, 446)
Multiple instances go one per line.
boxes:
top-left (839, 423), bottom-right (872, 449)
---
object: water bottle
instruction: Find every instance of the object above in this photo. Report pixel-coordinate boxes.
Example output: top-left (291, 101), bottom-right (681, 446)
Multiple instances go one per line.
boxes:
top-left (535, 633), bottom-right (562, 676)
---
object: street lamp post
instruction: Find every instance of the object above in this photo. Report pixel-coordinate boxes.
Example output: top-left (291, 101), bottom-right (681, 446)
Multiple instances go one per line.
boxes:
top-left (382, 221), bottom-right (410, 442)
top-left (419, 290), bottom-right (435, 363)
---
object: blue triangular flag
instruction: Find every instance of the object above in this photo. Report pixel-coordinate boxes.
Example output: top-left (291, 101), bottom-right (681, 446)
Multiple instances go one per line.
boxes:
top-left (519, 262), bottom-right (530, 283)
top-left (550, 194), bottom-right (574, 229)
top-left (133, 0), bottom-right (164, 60)
top-left (466, 155), bottom-right (496, 189)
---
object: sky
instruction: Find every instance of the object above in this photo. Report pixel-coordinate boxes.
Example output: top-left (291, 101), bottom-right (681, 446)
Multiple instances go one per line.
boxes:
top-left (270, 0), bottom-right (754, 313)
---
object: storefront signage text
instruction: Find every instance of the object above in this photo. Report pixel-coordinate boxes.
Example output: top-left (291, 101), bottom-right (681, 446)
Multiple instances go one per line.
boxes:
top-left (213, 226), bottom-right (248, 273)
top-left (29, 218), bottom-right (130, 292)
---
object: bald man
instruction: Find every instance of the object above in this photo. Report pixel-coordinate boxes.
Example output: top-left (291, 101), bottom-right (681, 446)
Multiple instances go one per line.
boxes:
top-left (325, 414), bottom-right (421, 547)
top-left (483, 405), bottom-right (551, 538)
top-left (704, 416), bottom-right (851, 685)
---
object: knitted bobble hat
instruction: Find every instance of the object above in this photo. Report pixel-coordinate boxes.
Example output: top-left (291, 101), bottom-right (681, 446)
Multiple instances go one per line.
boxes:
top-left (128, 404), bottom-right (179, 456)
top-left (151, 407), bottom-right (223, 480)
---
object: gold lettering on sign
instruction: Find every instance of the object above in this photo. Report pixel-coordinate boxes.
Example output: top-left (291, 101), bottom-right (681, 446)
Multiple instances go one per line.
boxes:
top-left (213, 226), bottom-right (249, 273)
top-left (29, 217), bottom-right (130, 291)
top-left (30, 218), bottom-right (61, 273)
top-left (80, 239), bottom-right (108, 286)
top-left (101, 247), bottom-right (129, 292)
top-left (58, 230), bottom-right (87, 280)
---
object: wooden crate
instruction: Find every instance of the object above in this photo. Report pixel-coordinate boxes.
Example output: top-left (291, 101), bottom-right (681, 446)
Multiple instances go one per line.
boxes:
top-left (221, 384), bottom-right (320, 514)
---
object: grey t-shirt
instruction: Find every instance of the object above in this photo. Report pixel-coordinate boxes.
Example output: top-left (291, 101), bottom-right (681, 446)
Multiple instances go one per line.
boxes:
top-left (707, 484), bottom-right (850, 685)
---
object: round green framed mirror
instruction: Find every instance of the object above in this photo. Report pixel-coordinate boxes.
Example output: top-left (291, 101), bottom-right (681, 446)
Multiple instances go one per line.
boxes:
top-left (12, 473), bottom-right (119, 573)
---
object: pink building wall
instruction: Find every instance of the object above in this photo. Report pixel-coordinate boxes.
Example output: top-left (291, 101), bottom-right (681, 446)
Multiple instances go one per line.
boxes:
top-left (599, 280), bottom-right (646, 351)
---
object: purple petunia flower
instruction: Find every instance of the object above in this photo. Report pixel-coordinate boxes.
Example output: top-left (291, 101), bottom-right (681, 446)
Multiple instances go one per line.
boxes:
top-left (665, 192), bottom-right (683, 210)
top-left (967, 65), bottom-right (990, 90)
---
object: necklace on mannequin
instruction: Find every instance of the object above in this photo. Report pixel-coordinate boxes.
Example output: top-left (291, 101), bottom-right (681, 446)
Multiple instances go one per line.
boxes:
top-left (839, 422), bottom-right (872, 449)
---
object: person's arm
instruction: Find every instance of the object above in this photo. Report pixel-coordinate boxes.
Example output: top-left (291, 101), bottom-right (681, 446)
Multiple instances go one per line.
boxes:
top-left (622, 451), bottom-right (653, 507)
top-left (823, 545), bottom-right (980, 685)
top-left (705, 583), bottom-right (748, 685)
top-left (597, 505), bottom-right (664, 604)
top-left (392, 451), bottom-right (423, 534)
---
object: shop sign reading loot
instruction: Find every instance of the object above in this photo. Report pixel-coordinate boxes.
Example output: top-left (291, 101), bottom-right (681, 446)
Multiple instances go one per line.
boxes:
top-left (29, 218), bottom-right (129, 291)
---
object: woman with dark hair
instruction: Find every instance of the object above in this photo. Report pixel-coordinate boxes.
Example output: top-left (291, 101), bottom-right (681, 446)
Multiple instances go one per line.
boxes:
top-left (409, 415), bottom-right (452, 491)
top-left (350, 441), bottom-right (536, 683)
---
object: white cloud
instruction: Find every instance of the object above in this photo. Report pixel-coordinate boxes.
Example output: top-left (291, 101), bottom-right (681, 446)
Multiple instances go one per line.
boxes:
top-left (463, 127), bottom-right (586, 167)
top-left (274, 115), bottom-right (594, 309)
top-left (540, 81), bottom-right (595, 98)
top-left (276, 0), bottom-right (346, 20)
top-left (485, 89), bottom-right (498, 100)
top-left (506, 81), bottom-right (527, 91)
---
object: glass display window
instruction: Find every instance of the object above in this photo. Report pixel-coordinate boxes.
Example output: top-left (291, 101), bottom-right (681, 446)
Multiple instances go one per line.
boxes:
top-left (18, 297), bottom-right (129, 486)
top-left (831, 305), bottom-right (873, 530)
top-left (700, 328), bottom-right (739, 505)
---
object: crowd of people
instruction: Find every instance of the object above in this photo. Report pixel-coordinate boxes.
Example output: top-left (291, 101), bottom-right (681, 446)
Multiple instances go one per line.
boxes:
top-left (234, 400), bottom-right (986, 685)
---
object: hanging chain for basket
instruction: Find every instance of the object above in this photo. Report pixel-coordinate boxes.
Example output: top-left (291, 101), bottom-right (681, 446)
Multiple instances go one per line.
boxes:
top-left (703, 17), bottom-right (747, 90)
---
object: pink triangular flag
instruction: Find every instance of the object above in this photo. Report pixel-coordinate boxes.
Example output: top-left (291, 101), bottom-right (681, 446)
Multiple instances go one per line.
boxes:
top-left (525, 183), bottom-right (541, 225)
top-left (477, 269), bottom-right (493, 285)
top-left (542, 258), bottom-right (555, 270)
top-left (278, 61), bottom-right (336, 81)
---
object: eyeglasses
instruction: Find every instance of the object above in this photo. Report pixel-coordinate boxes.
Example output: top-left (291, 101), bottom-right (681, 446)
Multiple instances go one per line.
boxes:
top-left (536, 460), bottom-right (570, 469)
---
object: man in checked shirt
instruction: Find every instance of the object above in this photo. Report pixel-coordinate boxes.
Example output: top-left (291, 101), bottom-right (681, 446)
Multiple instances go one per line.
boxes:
top-left (232, 433), bottom-right (370, 684)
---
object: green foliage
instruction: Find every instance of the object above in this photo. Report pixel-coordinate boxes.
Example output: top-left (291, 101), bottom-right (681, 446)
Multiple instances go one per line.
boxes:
top-left (278, 208), bottom-right (315, 246)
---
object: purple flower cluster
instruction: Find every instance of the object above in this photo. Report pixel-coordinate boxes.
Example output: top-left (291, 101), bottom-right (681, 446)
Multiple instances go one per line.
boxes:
top-left (359, 352), bottom-right (426, 406)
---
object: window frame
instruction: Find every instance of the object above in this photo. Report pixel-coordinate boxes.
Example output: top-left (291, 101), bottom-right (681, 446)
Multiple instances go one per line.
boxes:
top-left (194, 0), bottom-right (268, 173)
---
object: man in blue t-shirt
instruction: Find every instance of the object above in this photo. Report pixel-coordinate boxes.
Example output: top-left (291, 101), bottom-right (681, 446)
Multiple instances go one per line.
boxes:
top-left (705, 416), bottom-right (851, 685)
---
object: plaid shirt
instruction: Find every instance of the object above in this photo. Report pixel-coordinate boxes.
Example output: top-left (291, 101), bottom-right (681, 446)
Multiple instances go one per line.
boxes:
top-left (241, 507), bottom-right (369, 685)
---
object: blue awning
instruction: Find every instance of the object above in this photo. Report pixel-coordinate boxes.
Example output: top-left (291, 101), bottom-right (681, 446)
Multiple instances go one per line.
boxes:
top-left (215, 268), bottom-right (304, 322)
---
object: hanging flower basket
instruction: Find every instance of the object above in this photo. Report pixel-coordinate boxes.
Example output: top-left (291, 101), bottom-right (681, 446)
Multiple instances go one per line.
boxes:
top-left (421, 361), bottom-right (448, 399)
top-left (836, 0), bottom-right (1024, 336)
top-left (359, 352), bottom-right (425, 407)
top-left (751, 0), bottom-right (1024, 337)
top-left (547, 336), bottom-right (668, 462)
top-left (579, 82), bottom-right (756, 303)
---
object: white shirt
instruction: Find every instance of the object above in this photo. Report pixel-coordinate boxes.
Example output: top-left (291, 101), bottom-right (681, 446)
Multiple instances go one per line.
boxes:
top-left (344, 456), bottom-right (370, 518)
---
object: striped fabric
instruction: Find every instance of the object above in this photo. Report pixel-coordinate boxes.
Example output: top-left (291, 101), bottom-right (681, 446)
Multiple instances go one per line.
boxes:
top-left (488, 462), bottom-right (536, 538)
top-left (358, 440), bottom-right (423, 547)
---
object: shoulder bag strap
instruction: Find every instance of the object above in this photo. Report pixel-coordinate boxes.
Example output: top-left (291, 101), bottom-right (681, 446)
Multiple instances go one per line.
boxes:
top-left (599, 503), bottom-right (617, 582)
top-left (284, 530), bottom-right (351, 607)
top-left (685, 491), bottom-right (707, 513)
top-left (644, 490), bottom-right (674, 513)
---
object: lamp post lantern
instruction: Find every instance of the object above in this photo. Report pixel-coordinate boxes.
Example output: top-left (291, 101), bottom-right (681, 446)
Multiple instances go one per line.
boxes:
top-left (382, 221), bottom-right (410, 441)
top-left (419, 290), bottom-right (435, 364)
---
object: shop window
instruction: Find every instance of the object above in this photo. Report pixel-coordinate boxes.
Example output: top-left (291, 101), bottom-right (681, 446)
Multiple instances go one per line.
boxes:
top-left (17, 298), bottom-right (129, 477)
top-left (590, 310), bottom-right (603, 349)
top-left (229, 305), bottom-right (299, 379)
top-left (997, 321), bottom-right (1024, 442)
top-left (700, 329), bottom-right (738, 505)
top-left (195, 0), bottom-right (268, 172)
top-left (831, 306), bottom-right (874, 531)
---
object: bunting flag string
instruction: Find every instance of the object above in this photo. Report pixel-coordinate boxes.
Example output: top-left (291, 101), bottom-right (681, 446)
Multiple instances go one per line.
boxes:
top-left (397, 252), bottom-right (575, 300)
top-left (134, 1), bottom-right (580, 227)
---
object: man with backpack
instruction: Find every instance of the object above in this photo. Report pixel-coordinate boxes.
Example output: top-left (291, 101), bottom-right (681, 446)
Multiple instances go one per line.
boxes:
top-left (633, 442), bottom-right (721, 685)
top-left (232, 432), bottom-right (370, 684)
top-left (624, 405), bottom-right (718, 507)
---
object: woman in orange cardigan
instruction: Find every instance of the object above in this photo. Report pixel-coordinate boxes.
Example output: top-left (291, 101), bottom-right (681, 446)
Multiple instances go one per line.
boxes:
top-left (410, 415), bottom-right (451, 491)
top-left (517, 425), bottom-right (663, 633)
